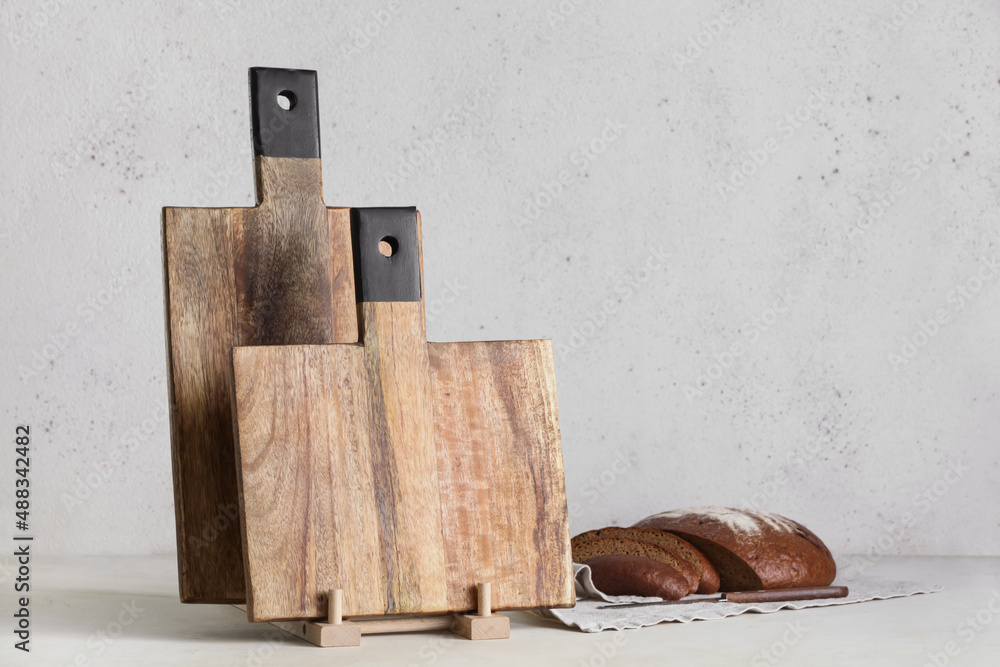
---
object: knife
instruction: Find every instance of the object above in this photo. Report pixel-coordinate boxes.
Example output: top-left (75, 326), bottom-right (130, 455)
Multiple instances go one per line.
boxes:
top-left (597, 586), bottom-right (849, 609)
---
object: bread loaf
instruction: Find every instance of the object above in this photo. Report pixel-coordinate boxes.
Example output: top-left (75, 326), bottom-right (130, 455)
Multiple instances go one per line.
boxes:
top-left (571, 535), bottom-right (699, 594)
top-left (633, 506), bottom-right (836, 591)
top-left (571, 526), bottom-right (720, 594)
top-left (584, 554), bottom-right (690, 600)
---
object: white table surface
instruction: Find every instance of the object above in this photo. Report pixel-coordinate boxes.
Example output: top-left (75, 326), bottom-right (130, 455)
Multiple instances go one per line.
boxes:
top-left (4, 555), bottom-right (998, 666)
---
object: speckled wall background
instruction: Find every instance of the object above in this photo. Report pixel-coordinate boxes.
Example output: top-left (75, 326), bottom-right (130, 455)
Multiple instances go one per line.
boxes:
top-left (1, 0), bottom-right (997, 561)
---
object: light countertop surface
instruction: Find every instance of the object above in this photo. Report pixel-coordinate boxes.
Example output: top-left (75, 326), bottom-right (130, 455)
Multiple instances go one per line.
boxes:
top-left (4, 555), bottom-right (998, 666)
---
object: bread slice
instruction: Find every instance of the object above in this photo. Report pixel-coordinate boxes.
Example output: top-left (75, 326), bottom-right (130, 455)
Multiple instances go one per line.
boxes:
top-left (584, 554), bottom-right (689, 600)
top-left (633, 506), bottom-right (837, 591)
top-left (571, 535), bottom-right (699, 595)
top-left (572, 526), bottom-right (720, 594)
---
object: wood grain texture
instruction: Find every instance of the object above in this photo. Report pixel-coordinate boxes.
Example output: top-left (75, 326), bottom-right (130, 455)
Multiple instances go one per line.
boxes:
top-left (357, 302), bottom-right (448, 614)
top-left (232, 302), bottom-right (448, 621)
top-left (235, 158), bottom-right (343, 344)
top-left (163, 206), bottom-right (243, 603)
top-left (162, 155), bottom-right (357, 603)
top-left (232, 316), bottom-right (574, 620)
top-left (428, 339), bottom-right (574, 612)
top-left (452, 613), bottom-right (510, 641)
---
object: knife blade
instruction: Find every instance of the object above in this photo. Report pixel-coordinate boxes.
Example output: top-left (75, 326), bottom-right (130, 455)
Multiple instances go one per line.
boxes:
top-left (597, 586), bottom-right (849, 609)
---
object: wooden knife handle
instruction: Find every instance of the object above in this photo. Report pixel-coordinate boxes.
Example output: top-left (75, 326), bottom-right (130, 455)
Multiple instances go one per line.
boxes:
top-left (725, 586), bottom-right (848, 603)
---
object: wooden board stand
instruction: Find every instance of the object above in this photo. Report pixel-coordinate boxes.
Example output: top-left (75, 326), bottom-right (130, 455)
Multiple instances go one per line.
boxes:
top-left (267, 582), bottom-right (509, 647)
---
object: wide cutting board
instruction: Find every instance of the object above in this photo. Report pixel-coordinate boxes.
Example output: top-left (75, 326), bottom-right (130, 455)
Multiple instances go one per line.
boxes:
top-left (231, 208), bottom-right (575, 621)
top-left (162, 68), bottom-right (363, 602)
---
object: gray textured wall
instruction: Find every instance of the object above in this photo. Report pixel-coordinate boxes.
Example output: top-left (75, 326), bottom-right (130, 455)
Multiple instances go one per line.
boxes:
top-left (1, 0), bottom-right (997, 559)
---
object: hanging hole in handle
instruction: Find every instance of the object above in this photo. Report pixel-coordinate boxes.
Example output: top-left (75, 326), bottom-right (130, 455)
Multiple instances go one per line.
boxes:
top-left (378, 236), bottom-right (398, 258)
top-left (276, 90), bottom-right (297, 111)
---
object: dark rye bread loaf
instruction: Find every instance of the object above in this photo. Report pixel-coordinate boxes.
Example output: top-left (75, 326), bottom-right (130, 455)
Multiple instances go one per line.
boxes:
top-left (572, 526), bottom-right (720, 594)
top-left (584, 555), bottom-right (690, 600)
top-left (633, 506), bottom-right (836, 591)
top-left (571, 535), bottom-right (699, 594)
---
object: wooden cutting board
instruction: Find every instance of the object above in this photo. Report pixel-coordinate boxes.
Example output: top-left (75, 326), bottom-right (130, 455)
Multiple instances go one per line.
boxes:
top-left (162, 68), bottom-right (362, 603)
top-left (231, 208), bottom-right (575, 621)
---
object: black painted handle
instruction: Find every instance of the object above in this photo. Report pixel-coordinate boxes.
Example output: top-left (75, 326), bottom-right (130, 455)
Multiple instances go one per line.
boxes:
top-left (248, 67), bottom-right (321, 159)
top-left (351, 208), bottom-right (422, 303)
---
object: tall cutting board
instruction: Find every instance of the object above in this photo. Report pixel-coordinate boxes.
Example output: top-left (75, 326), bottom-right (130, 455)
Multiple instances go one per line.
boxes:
top-left (163, 68), bottom-right (362, 602)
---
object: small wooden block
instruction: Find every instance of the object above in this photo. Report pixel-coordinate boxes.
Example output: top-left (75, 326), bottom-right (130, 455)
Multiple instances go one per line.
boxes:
top-left (270, 619), bottom-right (361, 647)
top-left (452, 614), bottom-right (510, 641)
top-left (317, 623), bottom-right (362, 648)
